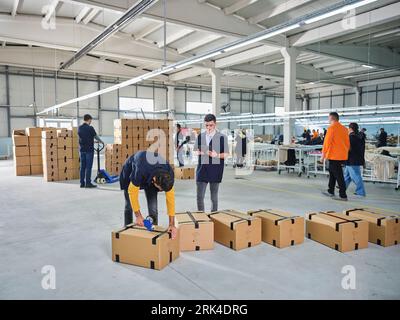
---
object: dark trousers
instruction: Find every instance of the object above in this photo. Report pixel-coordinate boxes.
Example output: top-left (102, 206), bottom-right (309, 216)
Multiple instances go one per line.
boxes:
top-left (196, 181), bottom-right (220, 212)
top-left (80, 151), bottom-right (94, 186)
top-left (177, 148), bottom-right (184, 167)
top-left (124, 185), bottom-right (159, 226)
top-left (328, 160), bottom-right (347, 198)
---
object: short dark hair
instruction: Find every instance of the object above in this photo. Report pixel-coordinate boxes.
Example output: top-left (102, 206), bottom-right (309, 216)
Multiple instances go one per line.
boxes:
top-left (153, 169), bottom-right (174, 192)
top-left (204, 113), bottom-right (216, 123)
top-left (176, 123), bottom-right (181, 129)
top-left (329, 112), bottom-right (339, 120)
top-left (380, 128), bottom-right (385, 131)
top-left (83, 114), bottom-right (93, 121)
top-left (349, 122), bottom-right (359, 133)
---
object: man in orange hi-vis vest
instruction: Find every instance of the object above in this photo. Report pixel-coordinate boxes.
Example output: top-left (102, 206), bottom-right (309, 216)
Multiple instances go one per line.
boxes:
top-left (321, 112), bottom-right (350, 201)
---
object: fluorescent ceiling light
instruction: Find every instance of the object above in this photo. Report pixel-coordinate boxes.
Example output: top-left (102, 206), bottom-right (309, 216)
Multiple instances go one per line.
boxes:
top-left (224, 24), bottom-right (300, 53)
top-left (373, 28), bottom-right (400, 38)
top-left (304, 0), bottom-right (378, 25)
top-left (362, 64), bottom-right (374, 69)
top-left (59, 0), bottom-right (158, 70)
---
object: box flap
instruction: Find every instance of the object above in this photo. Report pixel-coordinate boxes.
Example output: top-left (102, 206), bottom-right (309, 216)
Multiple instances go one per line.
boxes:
top-left (248, 209), bottom-right (300, 225)
top-left (209, 210), bottom-right (254, 229)
top-left (113, 224), bottom-right (170, 244)
top-left (344, 208), bottom-right (399, 225)
top-left (307, 211), bottom-right (362, 231)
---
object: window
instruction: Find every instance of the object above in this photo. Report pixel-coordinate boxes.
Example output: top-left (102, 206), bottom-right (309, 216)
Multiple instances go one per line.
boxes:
top-left (119, 97), bottom-right (154, 112)
top-left (38, 118), bottom-right (77, 128)
top-left (275, 106), bottom-right (284, 116)
top-left (186, 101), bottom-right (212, 114)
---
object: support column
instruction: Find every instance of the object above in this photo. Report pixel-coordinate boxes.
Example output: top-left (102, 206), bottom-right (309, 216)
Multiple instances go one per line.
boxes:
top-left (166, 83), bottom-right (175, 120)
top-left (209, 68), bottom-right (222, 116)
top-left (302, 94), bottom-right (309, 111)
top-left (281, 47), bottom-right (299, 145)
top-left (354, 87), bottom-right (361, 107)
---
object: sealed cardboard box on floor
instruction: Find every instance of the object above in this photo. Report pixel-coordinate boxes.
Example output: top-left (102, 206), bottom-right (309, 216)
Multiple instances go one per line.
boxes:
top-left (248, 209), bottom-right (304, 248)
top-left (344, 208), bottom-right (399, 247)
top-left (111, 224), bottom-right (179, 270)
top-left (208, 210), bottom-right (261, 250)
top-left (175, 212), bottom-right (214, 251)
top-left (174, 167), bottom-right (195, 179)
top-left (306, 211), bottom-right (368, 252)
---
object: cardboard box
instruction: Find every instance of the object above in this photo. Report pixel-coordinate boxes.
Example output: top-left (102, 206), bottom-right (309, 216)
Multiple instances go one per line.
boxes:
top-left (306, 211), bottom-right (368, 252)
top-left (57, 128), bottom-right (72, 138)
top-left (208, 210), bottom-right (261, 250)
top-left (15, 156), bottom-right (30, 167)
top-left (111, 224), bottom-right (180, 270)
top-left (57, 148), bottom-right (73, 160)
top-left (28, 137), bottom-right (42, 147)
top-left (248, 209), bottom-right (304, 248)
top-left (44, 169), bottom-right (58, 182)
top-left (114, 119), bottom-right (133, 130)
top-left (31, 165), bottom-right (43, 175)
top-left (30, 155), bottom-right (43, 166)
top-left (12, 130), bottom-right (29, 146)
top-left (57, 137), bottom-right (72, 148)
top-left (15, 165), bottom-right (31, 176)
top-left (42, 138), bottom-right (57, 149)
top-left (13, 146), bottom-right (30, 157)
top-left (42, 129), bottom-right (57, 139)
top-left (25, 127), bottom-right (42, 137)
top-left (29, 145), bottom-right (42, 156)
top-left (344, 208), bottom-right (399, 247)
top-left (175, 212), bottom-right (214, 251)
top-left (174, 167), bottom-right (195, 179)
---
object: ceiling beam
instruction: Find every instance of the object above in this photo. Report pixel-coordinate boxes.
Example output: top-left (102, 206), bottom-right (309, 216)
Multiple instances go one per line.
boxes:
top-left (177, 34), bottom-right (222, 54)
top-left (215, 45), bottom-right (281, 68)
top-left (223, 0), bottom-right (259, 16)
top-left (157, 29), bottom-right (195, 48)
top-left (0, 46), bottom-right (169, 80)
top-left (75, 6), bottom-right (91, 23)
top-left (82, 7), bottom-right (100, 24)
top-left (133, 22), bottom-right (163, 40)
top-left (248, 0), bottom-right (313, 25)
top-left (290, 2), bottom-right (400, 47)
top-left (304, 43), bottom-right (400, 69)
top-left (169, 66), bottom-right (209, 81)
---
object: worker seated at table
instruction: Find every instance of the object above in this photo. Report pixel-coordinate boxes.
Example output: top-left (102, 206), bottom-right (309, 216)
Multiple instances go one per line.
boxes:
top-left (119, 151), bottom-right (177, 239)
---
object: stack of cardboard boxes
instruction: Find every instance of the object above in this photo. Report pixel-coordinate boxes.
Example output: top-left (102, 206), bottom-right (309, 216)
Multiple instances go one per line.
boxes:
top-left (106, 119), bottom-right (173, 175)
top-left (12, 130), bottom-right (31, 176)
top-left (71, 128), bottom-right (80, 180)
top-left (42, 129), bottom-right (58, 182)
top-left (57, 129), bottom-right (74, 181)
top-left (105, 144), bottom-right (122, 176)
top-left (26, 127), bottom-right (43, 175)
top-left (174, 167), bottom-right (195, 179)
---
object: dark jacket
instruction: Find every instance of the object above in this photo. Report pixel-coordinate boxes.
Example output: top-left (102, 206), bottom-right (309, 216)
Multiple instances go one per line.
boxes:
top-left (119, 151), bottom-right (174, 190)
top-left (377, 131), bottom-right (387, 147)
top-left (78, 123), bottom-right (97, 152)
top-left (195, 131), bottom-right (228, 183)
top-left (346, 132), bottom-right (365, 166)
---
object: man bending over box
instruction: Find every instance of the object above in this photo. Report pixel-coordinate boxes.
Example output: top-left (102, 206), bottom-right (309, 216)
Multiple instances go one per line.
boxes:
top-left (119, 151), bottom-right (177, 239)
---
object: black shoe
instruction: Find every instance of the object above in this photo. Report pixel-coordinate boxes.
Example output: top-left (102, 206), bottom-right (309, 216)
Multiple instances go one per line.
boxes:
top-left (322, 191), bottom-right (334, 197)
top-left (85, 183), bottom-right (97, 188)
top-left (80, 184), bottom-right (85, 188)
top-left (333, 196), bottom-right (348, 201)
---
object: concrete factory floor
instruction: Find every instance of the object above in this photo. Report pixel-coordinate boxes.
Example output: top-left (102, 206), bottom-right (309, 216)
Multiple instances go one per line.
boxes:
top-left (1, 159), bottom-right (399, 300)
